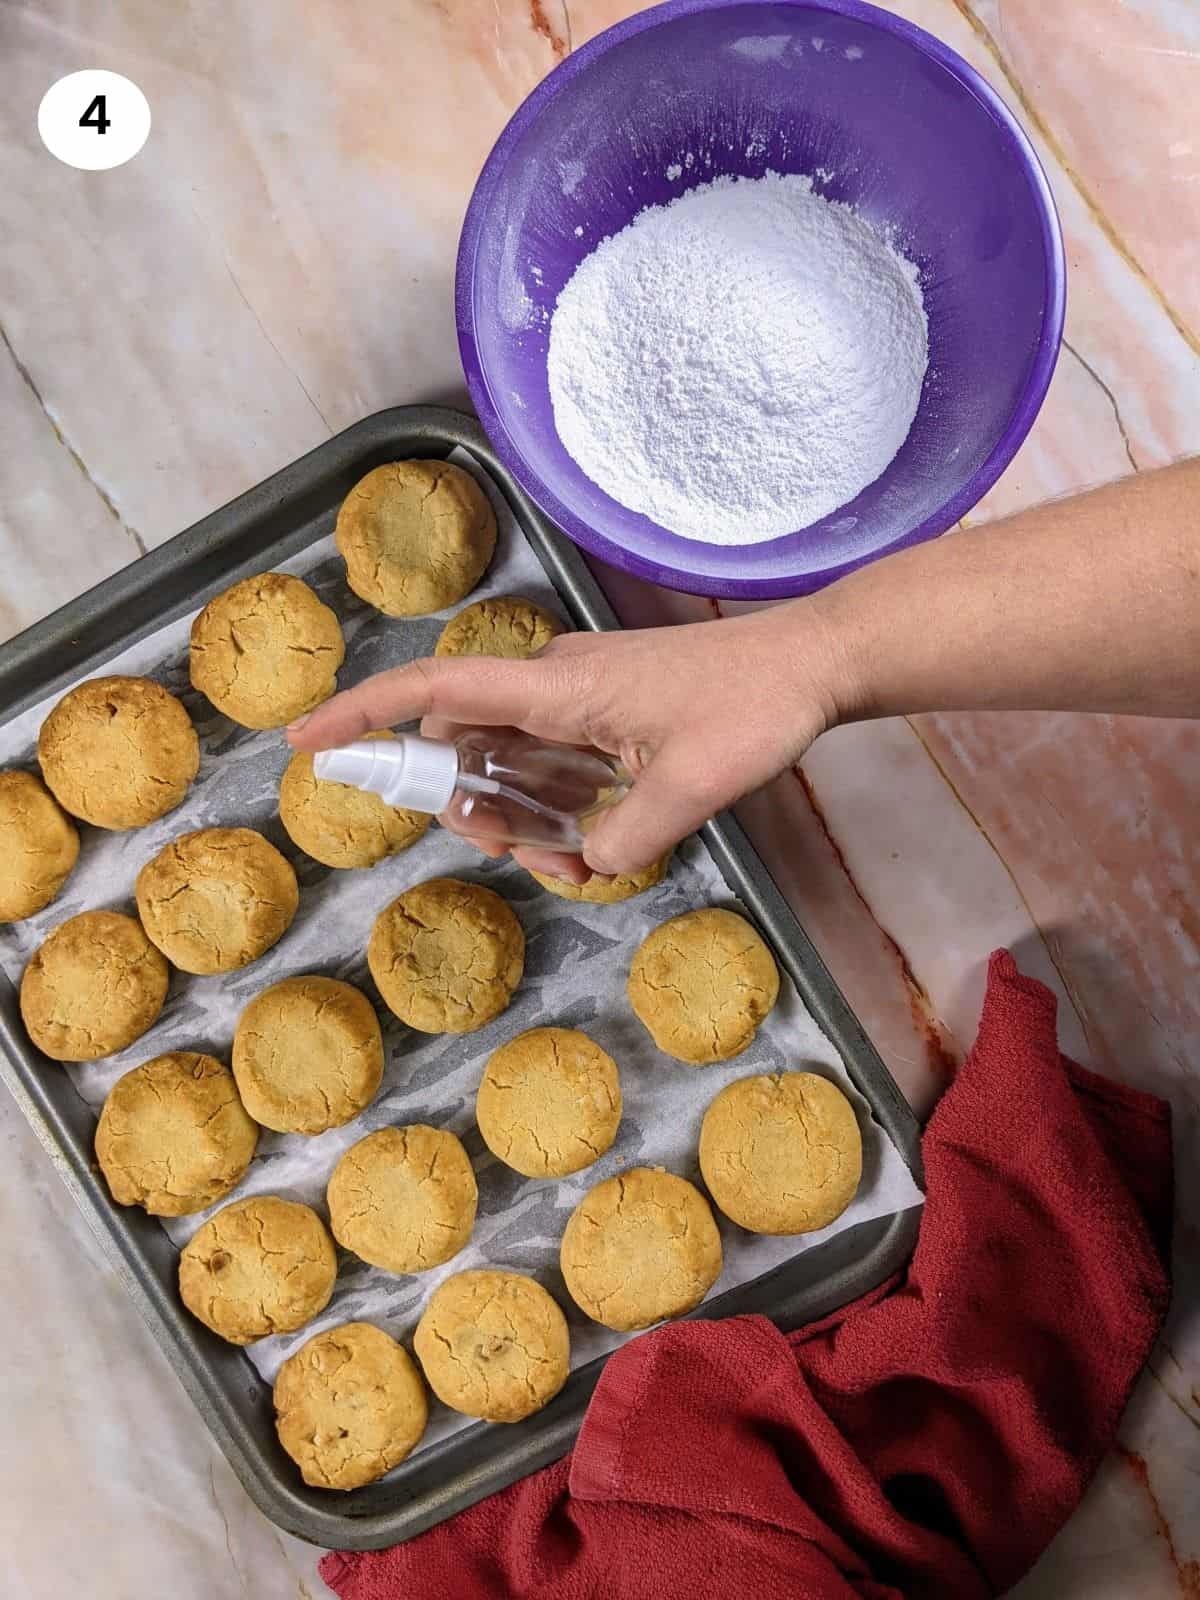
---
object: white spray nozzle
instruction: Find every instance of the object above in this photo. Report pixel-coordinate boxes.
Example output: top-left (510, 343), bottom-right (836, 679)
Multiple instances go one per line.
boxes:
top-left (313, 735), bottom-right (460, 816)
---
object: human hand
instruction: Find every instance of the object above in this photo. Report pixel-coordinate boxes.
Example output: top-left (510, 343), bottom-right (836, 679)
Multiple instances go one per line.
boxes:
top-left (286, 604), bottom-right (845, 880)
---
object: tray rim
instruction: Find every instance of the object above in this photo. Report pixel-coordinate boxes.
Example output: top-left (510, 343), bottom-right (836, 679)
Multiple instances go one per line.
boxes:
top-left (0, 404), bottom-right (923, 1550)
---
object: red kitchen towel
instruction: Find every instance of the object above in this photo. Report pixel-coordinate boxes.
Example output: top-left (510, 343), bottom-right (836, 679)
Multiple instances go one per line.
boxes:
top-left (321, 951), bottom-right (1172, 1600)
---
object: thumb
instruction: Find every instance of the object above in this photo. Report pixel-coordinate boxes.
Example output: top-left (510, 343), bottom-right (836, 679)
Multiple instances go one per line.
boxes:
top-left (582, 744), bottom-right (728, 876)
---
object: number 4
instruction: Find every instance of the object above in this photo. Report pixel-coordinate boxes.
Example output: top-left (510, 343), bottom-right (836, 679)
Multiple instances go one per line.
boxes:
top-left (79, 94), bottom-right (111, 134)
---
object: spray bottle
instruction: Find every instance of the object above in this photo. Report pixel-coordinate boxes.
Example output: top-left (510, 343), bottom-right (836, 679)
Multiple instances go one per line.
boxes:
top-left (314, 727), bottom-right (630, 852)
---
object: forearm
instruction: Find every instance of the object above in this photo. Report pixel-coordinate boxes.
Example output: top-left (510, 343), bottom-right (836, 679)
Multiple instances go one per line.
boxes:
top-left (806, 459), bottom-right (1200, 725)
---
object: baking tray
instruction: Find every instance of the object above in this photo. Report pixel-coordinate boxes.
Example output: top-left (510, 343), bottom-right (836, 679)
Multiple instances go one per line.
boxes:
top-left (0, 405), bottom-right (922, 1550)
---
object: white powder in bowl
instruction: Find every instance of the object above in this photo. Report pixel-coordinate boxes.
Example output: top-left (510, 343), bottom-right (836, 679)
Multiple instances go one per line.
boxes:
top-left (547, 172), bottom-right (929, 545)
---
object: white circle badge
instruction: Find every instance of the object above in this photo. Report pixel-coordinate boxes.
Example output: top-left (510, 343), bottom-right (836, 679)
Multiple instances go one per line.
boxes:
top-left (38, 70), bottom-right (151, 171)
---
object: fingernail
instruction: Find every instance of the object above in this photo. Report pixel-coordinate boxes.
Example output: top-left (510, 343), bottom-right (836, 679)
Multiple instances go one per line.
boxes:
top-left (286, 714), bottom-right (312, 732)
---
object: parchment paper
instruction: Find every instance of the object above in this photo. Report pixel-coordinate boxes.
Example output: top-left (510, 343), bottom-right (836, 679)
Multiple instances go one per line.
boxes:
top-left (0, 448), bottom-right (923, 1457)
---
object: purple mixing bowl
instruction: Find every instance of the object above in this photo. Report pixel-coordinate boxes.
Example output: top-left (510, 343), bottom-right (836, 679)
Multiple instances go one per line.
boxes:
top-left (456, 0), bottom-right (1065, 600)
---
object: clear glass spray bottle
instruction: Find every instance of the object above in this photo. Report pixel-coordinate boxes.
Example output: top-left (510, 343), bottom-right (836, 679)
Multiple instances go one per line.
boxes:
top-left (313, 728), bottom-right (631, 852)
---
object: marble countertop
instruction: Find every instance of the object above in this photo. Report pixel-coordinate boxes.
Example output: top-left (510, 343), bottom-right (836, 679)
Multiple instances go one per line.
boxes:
top-left (2, 1), bottom-right (1197, 1595)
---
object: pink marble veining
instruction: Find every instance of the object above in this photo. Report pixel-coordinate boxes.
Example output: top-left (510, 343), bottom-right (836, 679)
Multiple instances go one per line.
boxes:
top-left (985, 0), bottom-right (1200, 345)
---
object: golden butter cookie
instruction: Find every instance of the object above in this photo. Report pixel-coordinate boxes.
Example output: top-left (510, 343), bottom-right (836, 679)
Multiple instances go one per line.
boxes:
top-left (414, 1270), bottom-right (569, 1423)
top-left (179, 1195), bottom-right (337, 1345)
top-left (279, 732), bottom-right (430, 869)
top-left (95, 1052), bottom-right (258, 1216)
top-left (477, 1027), bottom-right (621, 1179)
top-left (20, 910), bottom-right (169, 1062)
top-left (699, 1072), bottom-right (863, 1235)
top-left (232, 975), bottom-right (383, 1135)
top-left (38, 675), bottom-right (199, 830)
top-left (529, 849), bottom-right (672, 905)
top-left (0, 770), bottom-right (80, 923)
top-left (560, 1166), bottom-right (722, 1332)
top-left (628, 907), bottom-right (779, 1064)
top-left (274, 1321), bottom-right (428, 1490)
top-left (368, 876), bottom-right (523, 1034)
top-left (189, 572), bottom-right (344, 730)
top-left (136, 827), bottom-right (299, 975)
top-left (327, 1124), bottom-right (477, 1276)
top-left (435, 595), bottom-right (563, 660)
top-left (335, 460), bottom-right (497, 618)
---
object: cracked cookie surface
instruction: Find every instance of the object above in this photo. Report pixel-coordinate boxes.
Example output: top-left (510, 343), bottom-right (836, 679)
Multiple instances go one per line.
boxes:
top-left (279, 732), bottom-right (430, 869)
top-left (560, 1166), bottom-right (722, 1332)
top-left (699, 1072), bottom-right (863, 1234)
top-left (38, 675), bottom-right (199, 830)
top-left (179, 1195), bottom-right (337, 1345)
top-left (529, 848), bottom-right (672, 905)
top-left (95, 1051), bottom-right (258, 1216)
top-left (414, 1269), bottom-right (569, 1423)
top-left (20, 909), bottom-right (169, 1061)
top-left (232, 974), bottom-right (383, 1135)
top-left (477, 1027), bottom-right (621, 1179)
top-left (327, 1124), bottom-right (477, 1275)
top-left (435, 594), bottom-right (563, 659)
top-left (189, 571), bottom-right (345, 729)
top-left (0, 770), bottom-right (80, 922)
top-left (335, 460), bottom-right (496, 618)
top-left (274, 1321), bottom-right (428, 1490)
top-left (368, 876), bottom-right (523, 1034)
top-left (136, 827), bottom-right (299, 975)
top-left (628, 906), bottom-right (779, 1064)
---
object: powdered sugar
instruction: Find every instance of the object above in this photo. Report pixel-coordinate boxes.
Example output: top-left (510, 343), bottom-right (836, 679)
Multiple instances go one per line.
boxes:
top-left (547, 172), bottom-right (929, 545)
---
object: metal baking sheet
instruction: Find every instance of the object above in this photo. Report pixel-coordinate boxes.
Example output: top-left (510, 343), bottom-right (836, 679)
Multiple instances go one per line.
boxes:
top-left (0, 406), bottom-right (922, 1550)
